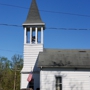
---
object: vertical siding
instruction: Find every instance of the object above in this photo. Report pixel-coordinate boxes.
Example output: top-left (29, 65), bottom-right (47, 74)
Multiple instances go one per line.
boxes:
top-left (40, 69), bottom-right (90, 90)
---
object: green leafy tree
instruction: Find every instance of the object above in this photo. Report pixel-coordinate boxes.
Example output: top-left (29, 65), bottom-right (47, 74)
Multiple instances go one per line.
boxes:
top-left (11, 54), bottom-right (23, 90)
top-left (0, 54), bottom-right (23, 90)
top-left (0, 57), bottom-right (13, 90)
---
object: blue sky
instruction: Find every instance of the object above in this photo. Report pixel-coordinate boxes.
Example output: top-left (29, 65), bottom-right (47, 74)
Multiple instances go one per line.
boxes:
top-left (0, 0), bottom-right (90, 59)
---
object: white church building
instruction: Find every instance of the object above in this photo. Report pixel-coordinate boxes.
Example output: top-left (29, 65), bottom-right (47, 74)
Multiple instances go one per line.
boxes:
top-left (20, 0), bottom-right (90, 90)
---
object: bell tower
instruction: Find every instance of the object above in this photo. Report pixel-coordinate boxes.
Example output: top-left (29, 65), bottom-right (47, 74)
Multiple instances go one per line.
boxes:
top-left (21, 0), bottom-right (45, 89)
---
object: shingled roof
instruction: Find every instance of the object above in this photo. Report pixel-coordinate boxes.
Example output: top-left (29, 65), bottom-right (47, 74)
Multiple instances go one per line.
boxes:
top-left (23, 0), bottom-right (45, 26)
top-left (38, 49), bottom-right (90, 68)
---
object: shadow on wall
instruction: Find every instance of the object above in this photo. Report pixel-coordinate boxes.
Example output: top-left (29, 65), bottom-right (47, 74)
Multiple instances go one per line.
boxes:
top-left (33, 57), bottom-right (40, 71)
top-left (41, 71), bottom-right (67, 90)
top-left (69, 80), bottom-right (83, 90)
top-left (26, 75), bottom-right (36, 90)
top-left (26, 56), bottom-right (40, 90)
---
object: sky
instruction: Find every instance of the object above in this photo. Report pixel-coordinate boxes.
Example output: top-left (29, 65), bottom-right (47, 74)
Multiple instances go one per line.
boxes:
top-left (0, 0), bottom-right (90, 60)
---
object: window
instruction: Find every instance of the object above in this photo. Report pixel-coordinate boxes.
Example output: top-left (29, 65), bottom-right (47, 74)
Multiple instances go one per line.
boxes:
top-left (56, 77), bottom-right (62, 90)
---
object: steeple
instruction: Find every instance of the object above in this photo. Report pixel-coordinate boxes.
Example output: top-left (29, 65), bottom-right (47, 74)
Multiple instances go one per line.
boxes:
top-left (23, 0), bottom-right (45, 44)
top-left (21, 0), bottom-right (45, 89)
top-left (23, 0), bottom-right (45, 26)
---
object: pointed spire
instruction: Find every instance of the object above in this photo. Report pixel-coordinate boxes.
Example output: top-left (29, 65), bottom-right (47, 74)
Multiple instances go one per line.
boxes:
top-left (23, 0), bottom-right (45, 26)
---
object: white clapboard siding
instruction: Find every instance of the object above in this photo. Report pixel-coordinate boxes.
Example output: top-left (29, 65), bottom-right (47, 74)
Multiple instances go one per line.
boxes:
top-left (40, 69), bottom-right (90, 90)
top-left (21, 73), bottom-right (40, 90)
top-left (21, 44), bottom-right (43, 89)
top-left (21, 74), bottom-right (29, 89)
top-left (21, 44), bottom-right (43, 72)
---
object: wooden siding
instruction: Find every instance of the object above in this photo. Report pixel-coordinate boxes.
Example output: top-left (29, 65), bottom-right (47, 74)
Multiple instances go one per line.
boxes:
top-left (21, 73), bottom-right (40, 89)
top-left (21, 44), bottom-right (43, 72)
top-left (21, 44), bottom-right (43, 89)
top-left (21, 74), bottom-right (29, 89)
top-left (40, 69), bottom-right (90, 90)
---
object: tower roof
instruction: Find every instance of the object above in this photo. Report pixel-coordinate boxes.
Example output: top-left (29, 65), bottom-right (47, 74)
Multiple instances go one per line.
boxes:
top-left (23, 0), bottom-right (45, 26)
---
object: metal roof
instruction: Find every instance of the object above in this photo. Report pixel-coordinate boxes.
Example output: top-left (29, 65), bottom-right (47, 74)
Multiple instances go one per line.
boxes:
top-left (23, 0), bottom-right (45, 26)
top-left (38, 49), bottom-right (90, 68)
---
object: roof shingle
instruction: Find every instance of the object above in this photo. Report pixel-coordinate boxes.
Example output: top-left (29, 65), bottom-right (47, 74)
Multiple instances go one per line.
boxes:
top-left (23, 0), bottom-right (45, 26)
top-left (38, 49), bottom-right (90, 68)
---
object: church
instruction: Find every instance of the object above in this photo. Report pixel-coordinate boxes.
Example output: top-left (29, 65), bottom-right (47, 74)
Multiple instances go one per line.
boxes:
top-left (20, 0), bottom-right (90, 90)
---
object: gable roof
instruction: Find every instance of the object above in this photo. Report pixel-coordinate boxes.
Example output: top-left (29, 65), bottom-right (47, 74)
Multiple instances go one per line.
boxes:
top-left (23, 0), bottom-right (45, 26)
top-left (38, 49), bottom-right (90, 68)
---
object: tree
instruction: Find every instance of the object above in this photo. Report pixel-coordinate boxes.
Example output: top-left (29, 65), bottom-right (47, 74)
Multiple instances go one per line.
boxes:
top-left (0, 57), bottom-right (13, 90)
top-left (11, 54), bottom-right (23, 90)
top-left (0, 54), bottom-right (23, 90)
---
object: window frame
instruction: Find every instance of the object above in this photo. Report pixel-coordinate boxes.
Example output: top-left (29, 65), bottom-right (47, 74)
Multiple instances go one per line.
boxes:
top-left (55, 76), bottom-right (62, 90)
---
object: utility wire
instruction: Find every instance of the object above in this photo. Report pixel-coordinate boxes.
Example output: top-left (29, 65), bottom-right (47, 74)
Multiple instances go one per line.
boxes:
top-left (0, 3), bottom-right (28, 9)
top-left (40, 10), bottom-right (90, 17)
top-left (0, 24), bottom-right (22, 27)
top-left (0, 23), bottom-right (90, 31)
top-left (47, 27), bottom-right (90, 31)
top-left (0, 49), bottom-right (22, 53)
top-left (0, 3), bottom-right (90, 17)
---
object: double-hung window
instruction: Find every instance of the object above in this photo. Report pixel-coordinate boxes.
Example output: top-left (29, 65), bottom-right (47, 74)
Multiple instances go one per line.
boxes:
top-left (56, 77), bottom-right (62, 90)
